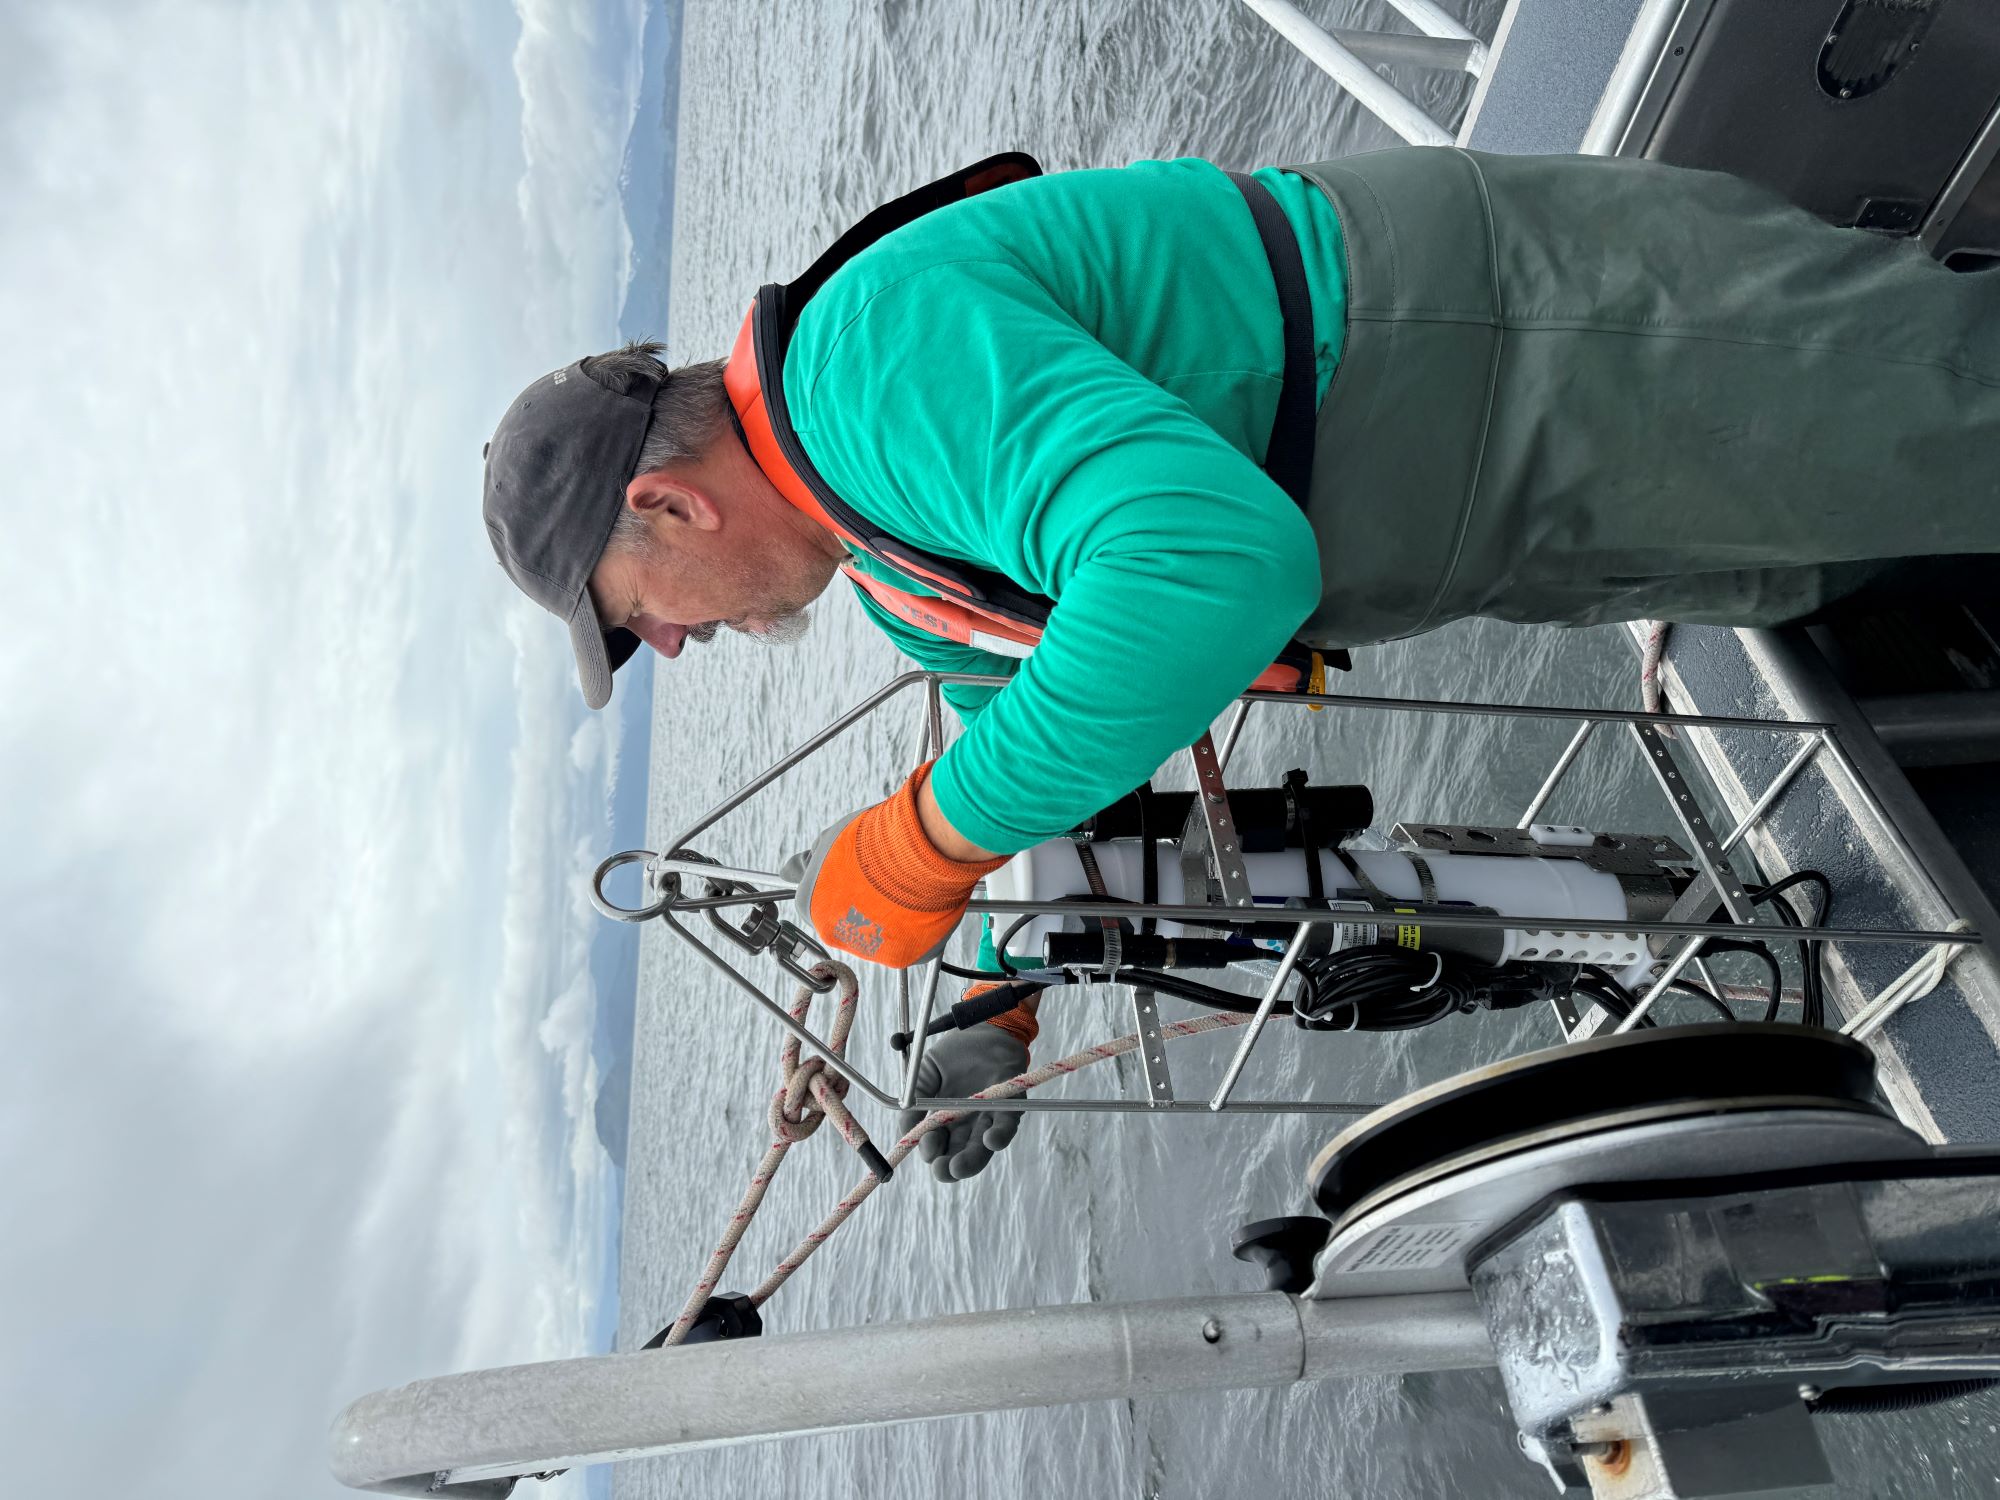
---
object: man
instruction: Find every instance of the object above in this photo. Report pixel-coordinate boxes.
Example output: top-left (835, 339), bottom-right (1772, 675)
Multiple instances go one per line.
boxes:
top-left (484, 146), bottom-right (2000, 1178)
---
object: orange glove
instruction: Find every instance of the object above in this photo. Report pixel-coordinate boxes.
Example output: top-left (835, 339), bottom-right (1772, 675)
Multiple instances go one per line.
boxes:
top-left (970, 981), bottom-right (1040, 1048)
top-left (956, 988), bottom-right (1040, 1048)
top-left (792, 763), bottom-right (1007, 969)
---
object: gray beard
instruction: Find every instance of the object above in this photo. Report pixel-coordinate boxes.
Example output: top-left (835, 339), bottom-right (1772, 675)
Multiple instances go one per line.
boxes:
top-left (734, 607), bottom-right (813, 647)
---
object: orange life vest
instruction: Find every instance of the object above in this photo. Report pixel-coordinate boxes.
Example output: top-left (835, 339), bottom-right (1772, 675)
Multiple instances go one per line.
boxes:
top-left (721, 153), bottom-right (1345, 693)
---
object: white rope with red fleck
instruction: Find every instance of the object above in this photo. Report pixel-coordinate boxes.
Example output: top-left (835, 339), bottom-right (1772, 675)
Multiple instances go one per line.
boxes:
top-left (1640, 620), bottom-right (1676, 737)
top-left (660, 960), bottom-right (875, 1346)
top-left (657, 963), bottom-right (1247, 1346)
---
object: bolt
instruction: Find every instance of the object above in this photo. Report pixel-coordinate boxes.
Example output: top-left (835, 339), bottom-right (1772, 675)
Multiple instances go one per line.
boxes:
top-left (1584, 1440), bottom-right (1633, 1477)
top-left (1201, 1318), bottom-right (1223, 1344)
top-left (1799, 1383), bottom-right (1822, 1403)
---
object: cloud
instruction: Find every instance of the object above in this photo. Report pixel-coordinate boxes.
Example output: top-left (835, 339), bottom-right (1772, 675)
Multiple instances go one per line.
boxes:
top-left (1, 1), bottom-right (659, 1494)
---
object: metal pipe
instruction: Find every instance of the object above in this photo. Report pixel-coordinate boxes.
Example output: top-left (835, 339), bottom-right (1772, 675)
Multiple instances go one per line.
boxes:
top-left (1245, 684), bottom-right (1833, 733)
top-left (962, 897), bottom-right (1977, 950)
top-left (1720, 732), bottom-right (1825, 856)
top-left (662, 672), bottom-right (1009, 856)
top-left (650, 855), bottom-right (787, 889)
top-left (924, 677), bottom-right (946, 761)
top-left (1579, 0), bottom-right (1685, 156)
top-left (1239, 0), bottom-right (1456, 146)
top-left (661, 911), bottom-right (904, 1109)
top-left (1328, 27), bottom-right (1484, 76)
top-left (1692, 956), bottom-right (1723, 1007)
top-left (913, 1094), bottom-right (1381, 1115)
top-left (1381, 0), bottom-right (1478, 44)
top-left (1215, 699), bottom-right (1255, 771)
top-left (1516, 721), bottom-right (1594, 829)
top-left (330, 1292), bottom-right (1490, 1490)
top-left (658, 884), bottom-right (1976, 946)
top-left (1615, 936), bottom-right (1708, 1034)
top-left (659, 882), bottom-right (1979, 947)
top-left (898, 959), bottom-right (947, 1109)
top-left (1211, 924), bottom-right (1314, 1111)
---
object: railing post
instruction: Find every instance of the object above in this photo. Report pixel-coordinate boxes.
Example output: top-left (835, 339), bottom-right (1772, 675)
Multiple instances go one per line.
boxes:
top-left (1382, 0), bottom-right (1477, 43)
top-left (1240, 0), bottom-right (1458, 147)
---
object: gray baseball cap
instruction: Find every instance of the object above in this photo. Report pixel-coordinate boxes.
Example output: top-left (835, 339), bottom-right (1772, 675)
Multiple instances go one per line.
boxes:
top-left (482, 356), bottom-right (662, 709)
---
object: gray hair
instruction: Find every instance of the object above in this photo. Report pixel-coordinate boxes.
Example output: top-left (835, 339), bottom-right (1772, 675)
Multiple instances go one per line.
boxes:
top-left (592, 340), bottom-right (729, 560)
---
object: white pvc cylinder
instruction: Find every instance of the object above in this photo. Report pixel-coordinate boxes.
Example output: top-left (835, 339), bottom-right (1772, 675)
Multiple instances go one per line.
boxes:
top-left (987, 840), bottom-right (1652, 983)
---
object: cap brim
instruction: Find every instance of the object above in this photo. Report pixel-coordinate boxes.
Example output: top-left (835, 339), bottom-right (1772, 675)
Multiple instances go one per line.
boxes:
top-left (568, 608), bottom-right (616, 710)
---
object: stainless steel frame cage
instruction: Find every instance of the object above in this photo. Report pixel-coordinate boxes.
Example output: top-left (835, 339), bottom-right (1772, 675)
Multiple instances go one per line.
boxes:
top-left (592, 671), bottom-right (1982, 1124)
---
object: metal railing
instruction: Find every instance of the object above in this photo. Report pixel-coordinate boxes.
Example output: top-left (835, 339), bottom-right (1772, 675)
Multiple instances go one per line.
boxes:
top-left (1239, 0), bottom-right (1486, 147)
top-left (331, 1290), bottom-right (1491, 1493)
top-left (592, 670), bottom-right (1981, 1122)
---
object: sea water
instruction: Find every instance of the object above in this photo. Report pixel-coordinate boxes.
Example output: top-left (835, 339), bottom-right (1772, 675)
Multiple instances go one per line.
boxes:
top-left (615, 2), bottom-right (2000, 1494)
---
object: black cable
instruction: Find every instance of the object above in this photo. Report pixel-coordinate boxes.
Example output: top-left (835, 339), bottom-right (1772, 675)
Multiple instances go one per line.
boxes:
top-left (940, 960), bottom-right (1017, 984)
top-left (991, 913), bottom-right (1038, 977)
top-left (1573, 964), bottom-right (1649, 1029)
top-left (1292, 947), bottom-right (1472, 1031)
top-left (1691, 871), bottom-right (1832, 1028)
top-left (1752, 871), bottom-right (1831, 1030)
top-left (1121, 967), bottom-right (1284, 1016)
top-left (1702, 937), bottom-right (1787, 1024)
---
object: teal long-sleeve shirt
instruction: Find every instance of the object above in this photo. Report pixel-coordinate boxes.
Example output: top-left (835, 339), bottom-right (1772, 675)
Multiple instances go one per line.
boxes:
top-left (783, 158), bottom-right (1348, 854)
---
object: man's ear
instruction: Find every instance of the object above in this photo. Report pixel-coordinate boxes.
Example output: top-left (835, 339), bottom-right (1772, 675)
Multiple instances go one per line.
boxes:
top-left (625, 470), bottom-right (722, 532)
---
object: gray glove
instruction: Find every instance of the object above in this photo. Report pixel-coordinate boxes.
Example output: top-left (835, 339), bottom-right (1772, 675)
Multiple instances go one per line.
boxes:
top-left (897, 1024), bottom-right (1031, 1183)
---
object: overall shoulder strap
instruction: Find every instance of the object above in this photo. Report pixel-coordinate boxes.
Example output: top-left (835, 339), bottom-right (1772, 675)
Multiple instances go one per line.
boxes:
top-left (1225, 170), bottom-right (1317, 511)
top-left (773, 153), bottom-right (1043, 337)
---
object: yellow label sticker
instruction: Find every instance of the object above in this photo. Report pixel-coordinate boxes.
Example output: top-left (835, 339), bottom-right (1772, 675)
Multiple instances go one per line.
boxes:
top-left (1397, 924), bottom-right (1422, 950)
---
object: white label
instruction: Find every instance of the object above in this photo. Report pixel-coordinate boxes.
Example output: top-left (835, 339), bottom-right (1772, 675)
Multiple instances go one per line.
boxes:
top-left (1328, 1220), bottom-right (1482, 1274)
top-left (966, 629), bottom-right (1034, 660)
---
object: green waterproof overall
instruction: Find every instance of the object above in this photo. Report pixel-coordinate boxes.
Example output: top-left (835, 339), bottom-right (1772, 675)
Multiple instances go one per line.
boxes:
top-left (1292, 147), bottom-right (2000, 647)
top-left (786, 149), bottom-right (2000, 852)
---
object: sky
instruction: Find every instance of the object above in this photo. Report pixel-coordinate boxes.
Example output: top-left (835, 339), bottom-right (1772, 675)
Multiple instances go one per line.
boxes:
top-left (0, 2), bottom-right (670, 1494)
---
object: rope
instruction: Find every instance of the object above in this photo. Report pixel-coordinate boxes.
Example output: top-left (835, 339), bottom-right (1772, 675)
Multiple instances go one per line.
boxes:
top-left (1842, 919), bottom-right (1974, 1042)
top-left (660, 961), bottom-right (877, 1345)
top-left (1639, 620), bottom-right (1676, 738)
top-left (658, 971), bottom-right (1247, 1345)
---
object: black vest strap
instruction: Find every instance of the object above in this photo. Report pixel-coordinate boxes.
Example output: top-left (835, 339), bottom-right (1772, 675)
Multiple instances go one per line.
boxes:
top-left (1225, 172), bottom-right (1317, 511)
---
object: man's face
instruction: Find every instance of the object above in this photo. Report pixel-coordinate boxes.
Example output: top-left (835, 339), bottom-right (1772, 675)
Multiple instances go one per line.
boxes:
top-left (587, 452), bottom-right (841, 660)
